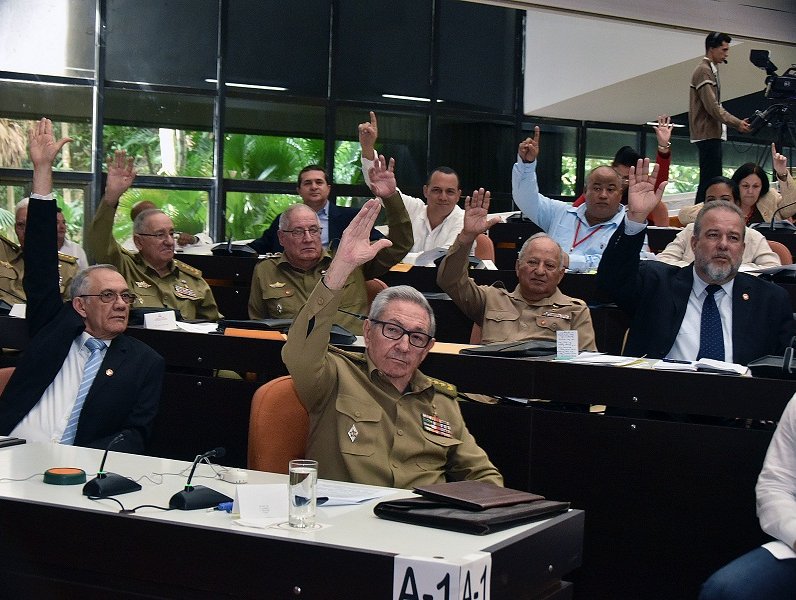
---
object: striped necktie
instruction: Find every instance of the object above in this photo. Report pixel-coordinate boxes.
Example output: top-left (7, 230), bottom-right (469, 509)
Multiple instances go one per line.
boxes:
top-left (61, 338), bottom-right (106, 445)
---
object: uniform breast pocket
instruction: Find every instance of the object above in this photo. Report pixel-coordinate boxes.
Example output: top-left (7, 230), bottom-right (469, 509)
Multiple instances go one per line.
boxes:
top-left (131, 286), bottom-right (160, 307)
top-left (536, 312), bottom-right (573, 333)
top-left (415, 430), bottom-right (462, 471)
top-left (261, 286), bottom-right (297, 317)
top-left (336, 394), bottom-right (382, 458)
top-left (0, 264), bottom-right (19, 287)
top-left (483, 309), bottom-right (520, 342)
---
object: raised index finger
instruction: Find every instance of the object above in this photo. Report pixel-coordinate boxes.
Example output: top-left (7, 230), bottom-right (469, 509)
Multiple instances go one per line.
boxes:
top-left (370, 111), bottom-right (377, 127)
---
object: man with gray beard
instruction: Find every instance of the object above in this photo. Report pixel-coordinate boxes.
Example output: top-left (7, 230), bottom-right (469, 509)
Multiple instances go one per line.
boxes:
top-left (596, 158), bottom-right (794, 365)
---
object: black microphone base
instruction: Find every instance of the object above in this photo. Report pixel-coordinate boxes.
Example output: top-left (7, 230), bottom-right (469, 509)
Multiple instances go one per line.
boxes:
top-left (169, 485), bottom-right (232, 510)
top-left (83, 473), bottom-right (142, 497)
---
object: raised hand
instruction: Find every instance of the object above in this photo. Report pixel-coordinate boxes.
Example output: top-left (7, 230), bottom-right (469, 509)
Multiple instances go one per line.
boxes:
top-left (367, 154), bottom-right (397, 199)
top-left (626, 158), bottom-right (667, 223)
top-left (358, 111), bottom-right (378, 160)
top-left (28, 117), bottom-right (72, 196)
top-left (323, 199), bottom-right (393, 289)
top-left (518, 126), bottom-right (540, 163)
top-left (460, 188), bottom-right (501, 244)
top-left (654, 115), bottom-right (672, 152)
top-left (103, 149), bottom-right (137, 206)
top-left (772, 143), bottom-right (789, 178)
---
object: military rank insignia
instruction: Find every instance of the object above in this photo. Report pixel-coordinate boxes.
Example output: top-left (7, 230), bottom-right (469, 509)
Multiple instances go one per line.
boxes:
top-left (422, 413), bottom-right (452, 438)
top-left (135, 281), bottom-right (151, 288)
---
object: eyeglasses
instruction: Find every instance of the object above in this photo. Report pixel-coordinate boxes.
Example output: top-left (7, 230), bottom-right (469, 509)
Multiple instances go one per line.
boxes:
top-left (136, 231), bottom-right (176, 241)
top-left (369, 318), bottom-right (432, 348)
top-left (79, 291), bottom-right (138, 305)
top-left (281, 226), bottom-right (322, 239)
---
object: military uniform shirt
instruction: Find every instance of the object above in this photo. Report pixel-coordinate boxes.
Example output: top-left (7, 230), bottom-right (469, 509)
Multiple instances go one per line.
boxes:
top-left (0, 235), bottom-right (78, 304)
top-left (282, 279), bottom-right (503, 489)
top-left (437, 237), bottom-right (597, 350)
top-left (248, 190), bottom-right (414, 333)
top-left (86, 202), bottom-right (220, 320)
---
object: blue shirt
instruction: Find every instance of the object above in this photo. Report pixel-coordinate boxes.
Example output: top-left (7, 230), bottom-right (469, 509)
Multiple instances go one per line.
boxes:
top-left (512, 159), bottom-right (644, 271)
top-left (317, 202), bottom-right (330, 246)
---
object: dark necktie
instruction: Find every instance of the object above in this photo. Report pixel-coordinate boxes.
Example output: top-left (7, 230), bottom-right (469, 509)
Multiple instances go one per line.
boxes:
top-left (697, 285), bottom-right (724, 361)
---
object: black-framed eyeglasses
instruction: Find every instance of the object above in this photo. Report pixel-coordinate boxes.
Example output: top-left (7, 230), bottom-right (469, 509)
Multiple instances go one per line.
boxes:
top-left (136, 231), bottom-right (176, 241)
top-left (79, 291), bottom-right (138, 305)
top-left (281, 226), bottom-right (322, 239)
top-left (369, 318), bottom-right (432, 348)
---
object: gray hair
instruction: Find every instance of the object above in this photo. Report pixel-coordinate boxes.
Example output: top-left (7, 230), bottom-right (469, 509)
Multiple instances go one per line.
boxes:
top-left (15, 197), bottom-right (29, 214)
top-left (693, 200), bottom-right (746, 240)
top-left (279, 203), bottom-right (320, 230)
top-left (518, 232), bottom-right (565, 269)
top-left (368, 285), bottom-right (436, 337)
top-left (69, 264), bottom-right (121, 298)
top-left (133, 208), bottom-right (168, 234)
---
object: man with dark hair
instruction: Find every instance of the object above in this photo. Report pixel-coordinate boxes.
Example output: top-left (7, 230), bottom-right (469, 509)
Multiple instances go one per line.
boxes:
top-left (689, 31), bottom-right (751, 204)
top-left (0, 118), bottom-right (163, 454)
top-left (597, 158), bottom-right (793, 365)
top-left (359, 112), bottom-right (467, 255)
top-left (282, 196), bottom-right (502, 488)
top-left (249, 164), bottom-right (384, 254)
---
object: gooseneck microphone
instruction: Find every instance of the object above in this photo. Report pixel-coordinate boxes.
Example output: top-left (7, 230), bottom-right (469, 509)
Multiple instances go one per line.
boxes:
top-left (82, 432), bottom-right (142, 497)
top-left (168, 447), bottom-right (232, 510)
top-left (751, 201), bottom-right (796, 232)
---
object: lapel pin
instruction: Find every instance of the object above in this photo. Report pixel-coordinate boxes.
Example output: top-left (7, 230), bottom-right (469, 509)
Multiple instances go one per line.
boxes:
top-left (105, 369), bottom-right (114, 376)
top-left (742, 293), bottom-right (749, 301)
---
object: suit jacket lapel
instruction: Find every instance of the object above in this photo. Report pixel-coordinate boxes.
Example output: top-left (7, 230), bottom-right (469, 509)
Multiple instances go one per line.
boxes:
top-left (731, 275), bottom-right (754, 361)
top-left (671, 267), bottom-right (693, 335)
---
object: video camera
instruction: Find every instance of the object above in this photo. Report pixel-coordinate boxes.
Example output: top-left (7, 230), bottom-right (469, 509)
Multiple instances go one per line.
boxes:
top-left (747, 50), bottom-right (795, 135)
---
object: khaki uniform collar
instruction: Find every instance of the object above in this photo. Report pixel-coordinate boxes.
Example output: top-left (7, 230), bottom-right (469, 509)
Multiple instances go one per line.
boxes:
top-left (276, 249), bottom-right (332, 273)
top-left (364, 351), bottom-right (435, 397)
top-left (507, 285), bottom-right (575, 307)
top-left (133, 251), bottom-right (176, 277)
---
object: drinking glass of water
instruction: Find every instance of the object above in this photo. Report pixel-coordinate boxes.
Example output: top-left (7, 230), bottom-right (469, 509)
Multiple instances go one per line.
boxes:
top-left (288, 459), bottom-right (318, 528)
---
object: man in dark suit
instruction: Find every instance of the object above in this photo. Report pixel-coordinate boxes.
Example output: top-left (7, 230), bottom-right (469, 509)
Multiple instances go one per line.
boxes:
top-left (597, 158), bottom-right (795, 365)
top-left (0, 118), bottom-right (164, 454)
top-left (248, 164), bottom-right (383, 254)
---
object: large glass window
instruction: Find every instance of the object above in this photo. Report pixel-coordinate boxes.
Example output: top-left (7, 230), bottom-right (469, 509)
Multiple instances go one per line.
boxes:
top-left (106, 0), bottom-right (217, 89)
top-left (335, 1), bottom-right (433, 104)
top-left (437, 0), bottom-right (517, 113)
top-left (334, 108), bottom-right (428, 189)
top-left (0, 186), bottom-right (86, 245)
top-left (0, 0), bottom-right (94, 78)
top-left (523, 121), bottom-right (578, 197)
top-left (112, 188), bottom-right (210, 242)
top-left (104, 89), bottom-right (215, 177)
top-left (226, 0), bottom-right (331, 98)
top-left (225, 192), bottom-right (299, 241)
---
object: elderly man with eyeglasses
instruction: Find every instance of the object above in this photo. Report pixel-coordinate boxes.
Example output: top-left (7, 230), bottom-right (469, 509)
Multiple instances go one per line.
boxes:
top-left (248, 155), bottom-right (412, 334)
top-left (85, 150), bottom-right (220, 321)
top-left (0, 119), bottom-right (163, 453)
top-left (282, 196), bottom-right (502, 489)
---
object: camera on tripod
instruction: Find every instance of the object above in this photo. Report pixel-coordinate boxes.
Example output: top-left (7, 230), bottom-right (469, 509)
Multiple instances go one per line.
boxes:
top-left (748, 50), bottom-right (795, 135)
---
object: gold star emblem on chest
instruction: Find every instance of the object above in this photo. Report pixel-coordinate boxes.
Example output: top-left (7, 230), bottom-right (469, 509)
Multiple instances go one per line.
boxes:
top-left (269, 282), bottom-right (286, 288)
top-left (134, 281), bottom-right (151, 288)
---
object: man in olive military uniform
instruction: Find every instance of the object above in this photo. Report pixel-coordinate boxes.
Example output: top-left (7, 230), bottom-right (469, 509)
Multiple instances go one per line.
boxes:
top-left (282, 197), bottom-right (503, 489)
top-left (437, 189), bottom-right (596, 350)
top-left (248, 155), bottom-right (412, 334)
top-left (0, 199), bottom-right (78, 305)
top-left (85, 150), bottom-right (220, 321)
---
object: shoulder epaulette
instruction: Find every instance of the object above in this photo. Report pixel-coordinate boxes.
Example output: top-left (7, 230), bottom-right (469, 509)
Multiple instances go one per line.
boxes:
top-left (571, 298), bottom-right (585, 306)
top-left (428, 376), bottom-right (458, 399)
top-left (329, 345), bottom-right (367, 363)
top-left (174, 259), bottom-right (202, 277)
top-left (57, 252), bottom-right (77, 264)
top-left (0, 235), bottom-right (20, 252)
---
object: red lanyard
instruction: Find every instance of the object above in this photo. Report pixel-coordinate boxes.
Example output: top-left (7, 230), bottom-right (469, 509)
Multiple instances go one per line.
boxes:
top-left (571, 220), bottom-right (604, 251)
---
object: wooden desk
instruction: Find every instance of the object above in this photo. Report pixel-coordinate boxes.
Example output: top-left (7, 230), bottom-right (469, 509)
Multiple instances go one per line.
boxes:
top-left (0, 443), bottom-right (584, 600)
